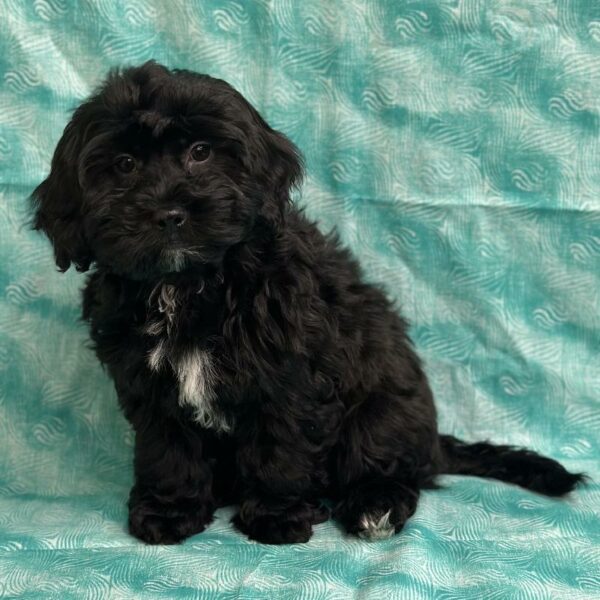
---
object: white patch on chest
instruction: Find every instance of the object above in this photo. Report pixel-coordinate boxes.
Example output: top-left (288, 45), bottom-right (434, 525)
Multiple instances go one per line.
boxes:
top-left (145, 283), bottom-right (230, 432)
top-left (147, 339), bottom-right (167, 371)
top-left (175, 348), bottom-right (229, 431)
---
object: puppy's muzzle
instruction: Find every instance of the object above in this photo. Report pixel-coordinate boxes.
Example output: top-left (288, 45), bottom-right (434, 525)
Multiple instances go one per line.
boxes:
top-left (154, 207), bottom-right (188, 233)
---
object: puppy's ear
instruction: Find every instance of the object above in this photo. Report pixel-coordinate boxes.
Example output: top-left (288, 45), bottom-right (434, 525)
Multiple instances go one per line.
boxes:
top-left (242, 103), bottom-right (304, 203)
top-left (260, 123), bottom-right (304, 200)
top-left (31, 102), bottom-right (96, 273)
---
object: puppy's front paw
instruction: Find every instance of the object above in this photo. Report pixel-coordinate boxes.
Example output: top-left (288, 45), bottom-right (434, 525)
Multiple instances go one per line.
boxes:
top-left (234, 513), bottom-right (312, 544)
top-left (128, 486), bottom-right (214, 545)
top-left (233, 499), bottom-right (329, 544)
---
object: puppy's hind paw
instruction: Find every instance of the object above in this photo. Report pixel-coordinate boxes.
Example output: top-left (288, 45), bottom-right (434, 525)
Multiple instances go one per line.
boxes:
top-left (357, 509), bottom-right (395, 540)
top-left (335, 480), bottom-right (419, 541)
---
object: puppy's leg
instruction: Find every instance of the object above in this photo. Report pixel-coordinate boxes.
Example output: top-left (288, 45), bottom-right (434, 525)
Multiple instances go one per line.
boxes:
top-left (232, 496), bottom-right (329, 544)
top-left (127, 419), bottom-right (215, 544)
top-left (232, 414), bottom-right (329, 544)
top-left (333, 385), bottom-right (439, 540)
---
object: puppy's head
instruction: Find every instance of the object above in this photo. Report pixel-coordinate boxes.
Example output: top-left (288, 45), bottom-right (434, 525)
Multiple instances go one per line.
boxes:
top-left (32, 61), bottom-right (302, 278)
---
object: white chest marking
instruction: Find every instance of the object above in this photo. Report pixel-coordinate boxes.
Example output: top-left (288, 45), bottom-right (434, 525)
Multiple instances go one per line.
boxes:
top-left (175, 348), bottom-right (229, 432)
top-left (145, 283), bottom-right (230, 432)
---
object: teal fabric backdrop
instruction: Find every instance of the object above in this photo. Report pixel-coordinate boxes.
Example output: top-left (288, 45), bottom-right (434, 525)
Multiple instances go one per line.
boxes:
top-left (1, 1), bottom-right (599, 598)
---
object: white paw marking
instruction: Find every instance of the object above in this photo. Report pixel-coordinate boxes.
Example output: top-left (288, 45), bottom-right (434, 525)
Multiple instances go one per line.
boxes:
top-left (358, 509), bottom-right (395, 540)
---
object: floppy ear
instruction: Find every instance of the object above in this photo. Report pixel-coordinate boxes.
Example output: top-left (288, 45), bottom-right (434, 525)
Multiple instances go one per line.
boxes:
top-left (239, 100), bottom-right (304, 204)
top-left (260, 122), bottom-right (304, 201)
top-left (31, 103), bottom-right (96, 272)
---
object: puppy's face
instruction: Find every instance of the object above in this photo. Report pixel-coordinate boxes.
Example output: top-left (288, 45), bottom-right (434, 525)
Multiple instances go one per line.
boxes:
top-left (32, 62), bottom-right (302, 279)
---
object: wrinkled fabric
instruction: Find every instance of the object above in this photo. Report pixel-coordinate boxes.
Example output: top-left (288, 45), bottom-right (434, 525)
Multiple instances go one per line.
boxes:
top-left (0, 1), bottom-right (599, 598)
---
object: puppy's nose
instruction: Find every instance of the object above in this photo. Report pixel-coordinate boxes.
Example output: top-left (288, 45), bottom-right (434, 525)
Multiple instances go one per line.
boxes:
top-left (154, 208), bottom-right (188, 231)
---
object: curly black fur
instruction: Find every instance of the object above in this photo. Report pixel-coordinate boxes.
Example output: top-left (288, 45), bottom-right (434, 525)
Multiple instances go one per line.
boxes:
top-left (31, 61), bottom-right (585, 545)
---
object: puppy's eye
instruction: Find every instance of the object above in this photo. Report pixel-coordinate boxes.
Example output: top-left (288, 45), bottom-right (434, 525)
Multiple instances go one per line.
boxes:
top-left (189, 142), bottom-right (211, 163)
top-left (115, 155), bottom-right (136, 174)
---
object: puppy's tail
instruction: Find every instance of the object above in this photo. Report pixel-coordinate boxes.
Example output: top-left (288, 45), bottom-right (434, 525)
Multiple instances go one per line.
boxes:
top-left (439, 435), bottom-right (586, 496)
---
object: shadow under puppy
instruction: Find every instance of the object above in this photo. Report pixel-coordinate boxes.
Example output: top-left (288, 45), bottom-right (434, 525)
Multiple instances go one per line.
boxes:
top-left (31, 61), bottom-right (584, 545)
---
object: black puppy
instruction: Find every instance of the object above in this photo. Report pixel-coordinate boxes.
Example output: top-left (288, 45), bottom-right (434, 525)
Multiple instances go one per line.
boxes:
top-left (31, 61), bottom-right (583, 545)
